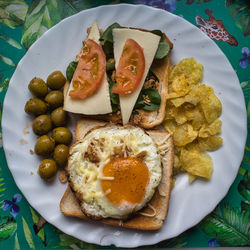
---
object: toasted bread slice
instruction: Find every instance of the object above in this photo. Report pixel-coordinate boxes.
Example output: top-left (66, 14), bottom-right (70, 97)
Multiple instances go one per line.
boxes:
top-left (60, 118), bottom-right (174, 230)
top-left (63, 30), bottom-right (172, 129)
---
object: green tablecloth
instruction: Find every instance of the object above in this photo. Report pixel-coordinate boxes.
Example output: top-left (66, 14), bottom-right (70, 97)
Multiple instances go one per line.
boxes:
top-left (0, 0), bottom-right (249, 249)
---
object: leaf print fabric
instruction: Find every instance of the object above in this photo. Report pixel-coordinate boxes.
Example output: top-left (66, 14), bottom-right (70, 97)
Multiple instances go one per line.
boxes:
top-left (0, 0), bottom-right (28, 28)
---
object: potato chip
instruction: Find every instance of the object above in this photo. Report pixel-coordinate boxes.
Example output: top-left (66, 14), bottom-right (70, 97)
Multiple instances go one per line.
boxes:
top-left (171, 74), bottom-right (190, 96)
top-left (165, 58), bottom-right (222, 181)
top-left (185, 106), bottom-right (206, 130)
top-left (189, 174), bottom-right (196, 183)
top-left (166, 92), bottom-right (181, 99)
top-left (184, 85), bottom-right (200, 105)
top-left (199, 85), bottom-right (222, 124)
top-left (170, 97), bottom-right (186, 107)
top-left (198, 136), bottom-right (223, 151)
top-left (163, 119), bottom-right (176, 134)
top-left (165, 102), bottom-right (177, 120)
top-left (167, 74), bottom-right (190, 101)
top-left (169, 58), bottom-right (203, 85)
top-left (180, 149), bottom-right (213, 179)
top-left (173, 123), bottom-right (198, 146)
top-left (175, 109), bottom-right (188, 125)
top-left (199, 120), bottom-right (222, 138)
top-left (173, 154), bottom-right (182, 176)
top-left (186, 135), bottom-right (223, 152)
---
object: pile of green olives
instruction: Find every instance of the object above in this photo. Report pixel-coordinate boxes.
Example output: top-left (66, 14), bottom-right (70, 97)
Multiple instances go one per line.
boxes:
top-left (24, 71), bottom-right (72, 180)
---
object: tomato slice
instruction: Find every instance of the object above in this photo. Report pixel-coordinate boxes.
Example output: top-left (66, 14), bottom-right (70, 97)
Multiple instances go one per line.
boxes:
top-left (112, 39), bottom-right (145, 94)
top-left (69, 39), bottom-right (106, 99)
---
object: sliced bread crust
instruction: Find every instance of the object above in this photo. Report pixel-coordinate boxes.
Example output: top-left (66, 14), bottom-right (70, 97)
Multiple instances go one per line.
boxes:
top-left (60, 118), bottom-right (174, 230)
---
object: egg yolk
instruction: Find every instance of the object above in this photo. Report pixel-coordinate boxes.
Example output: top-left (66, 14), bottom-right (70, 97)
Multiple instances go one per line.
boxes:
top-left (101, 157), bottom-right (149, 208)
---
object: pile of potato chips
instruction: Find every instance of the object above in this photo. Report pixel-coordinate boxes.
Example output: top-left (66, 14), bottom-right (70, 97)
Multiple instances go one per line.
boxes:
top-left (164, 58), bottom-right (223, 181)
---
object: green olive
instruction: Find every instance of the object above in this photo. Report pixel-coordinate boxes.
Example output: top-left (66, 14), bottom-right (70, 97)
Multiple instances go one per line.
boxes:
top-left (53, 144), bottom-right (69, 167)
top-left (32, 115), bottom-right (52, 135)
top-left (52, 127), bottom-right (72, 145)
top-left (35, 135), bottom-right (55, 156)
top-left (47, 71), bottom-right (66, 90)
top-left (24, 98), bottom-right (47, 116)
top-left (51, 107), bottom-right (67, 127)
top-left (44, 90), bottom-right (64, 110)
top-left (39, 159), bottom-right (58, 180)
top-left (28, 77), bottom-right (48, 98)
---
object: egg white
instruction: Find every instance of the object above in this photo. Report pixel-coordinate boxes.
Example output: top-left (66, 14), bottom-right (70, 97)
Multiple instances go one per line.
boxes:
top-left (67, 125), bottom-right (162, 219)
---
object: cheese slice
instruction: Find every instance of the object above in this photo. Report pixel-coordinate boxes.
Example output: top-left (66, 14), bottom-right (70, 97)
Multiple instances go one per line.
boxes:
top-left (112, 28), bottom-right (161, 124)
top-left (64, 21), bottom-right (112, 115)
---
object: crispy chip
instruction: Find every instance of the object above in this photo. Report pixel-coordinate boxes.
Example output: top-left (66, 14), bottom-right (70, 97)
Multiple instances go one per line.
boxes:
top-left (198, 136), bottom-right (223, 151)
top-left (163, 119), bottom-right (176, 134)
top-left (173, 123), bottom-right (198, 146)
top-left (165, 58), bottom-right (222, 181)
top-left (171, 74), bottom-right (190, 96)
top-left (175, 109), bottom-right (188, 124)
top-left (199, 85), bottom-right (222, 124)
top-left (174, 154), bottom-right (181, 168)
top-left (184, 85), bottom-right (200, 105)
top-left (169, 58), bottom-right (203, 85)
top-left (189, 174), bottom-right (196, 183)
top-left (185, 106), bottom-right (206, 130)
top-left (173, 154), bottom-right (182, 176)
top-left (199, 120), bottom-right (222, 138)
top-left (170, 97), bottom-right (186, 107)
top-left (186, 135), bottom-right (223, 152)
top-left (180, 149), bottom-right (213, 179)
top-left (166, 92), bottom-right (181, 99)
top-left (165, 103), bottom-right (176, 120)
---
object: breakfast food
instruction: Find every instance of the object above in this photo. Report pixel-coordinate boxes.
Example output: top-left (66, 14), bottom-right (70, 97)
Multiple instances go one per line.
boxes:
top-left (24, 19), bottom-right (223, 232)
top-left (68, 125), bottom-right (161, 219)
top-left (64, 21), bottom-right (172, 128)
top-left (64, 21), bottom-right (112, 115)
top-left (60, 118), bottom-right (174, 230)
top-left (163, 58), bottom-right (223, 181)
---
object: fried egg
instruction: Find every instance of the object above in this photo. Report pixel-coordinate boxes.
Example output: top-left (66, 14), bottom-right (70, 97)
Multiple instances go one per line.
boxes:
top-left (67, 125), bottom-right (162, 219)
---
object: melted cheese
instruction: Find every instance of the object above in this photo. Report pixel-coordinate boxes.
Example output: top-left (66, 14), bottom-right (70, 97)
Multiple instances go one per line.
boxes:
top-left (64, 21), bottom-right (112, 115)
top-left (112, 28), bottom-right (160, 124)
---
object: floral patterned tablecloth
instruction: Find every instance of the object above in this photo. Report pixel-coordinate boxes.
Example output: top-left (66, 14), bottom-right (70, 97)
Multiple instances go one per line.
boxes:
top-left (0, 0), bottom-right (249, 249)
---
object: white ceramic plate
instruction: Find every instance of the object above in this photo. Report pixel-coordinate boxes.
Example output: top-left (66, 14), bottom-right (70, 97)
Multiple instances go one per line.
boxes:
top-left (2, 4), bottom-right (247, 248)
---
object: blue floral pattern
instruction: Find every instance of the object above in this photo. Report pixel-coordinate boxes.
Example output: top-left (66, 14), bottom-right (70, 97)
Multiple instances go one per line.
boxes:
top-left (2, 194), bottom-right (22, 218)
top-left (239, 47), bottom-right (250, 69)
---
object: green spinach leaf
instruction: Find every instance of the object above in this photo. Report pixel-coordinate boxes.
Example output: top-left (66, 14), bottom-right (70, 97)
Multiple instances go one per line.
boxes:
top-left (150, 29), bottom-right (164, 42)
top-left (135, 88), bottom-right (161, 111)
top-left (99, 22), bottom-right (121, 42)
top-left (150, 30), bottom-right (170, 59)
top-left (146, 69), bottom-right (159, 82)
top-left (155, 41), bottom-right (170, 59)
top-left (108, 79), bottom-right (119, 112)
top-left (66, 61), bottom-right (78, 82)
top-left (102, 41), bottom-right (114, 60)
top-left (106, 61), bottom-right (115, 71)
